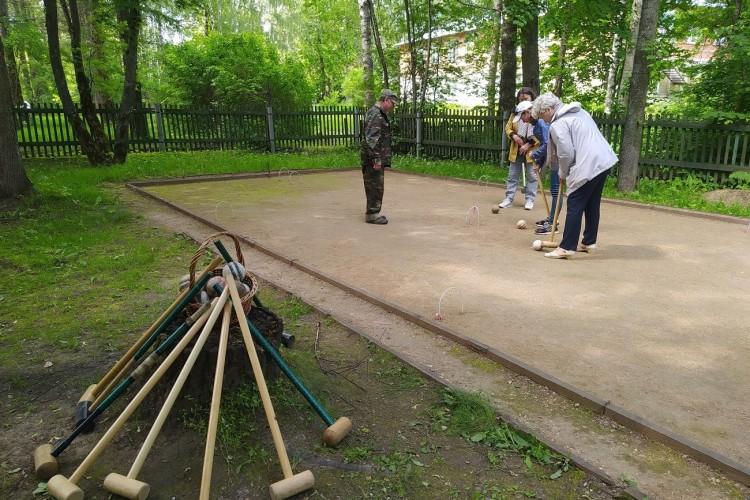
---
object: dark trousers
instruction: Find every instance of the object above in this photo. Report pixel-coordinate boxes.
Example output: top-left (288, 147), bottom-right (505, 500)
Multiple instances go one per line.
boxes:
top-left (362, 162), bottom-right (384, 215)
top-left (559, 170), bottom-right (609, 251)
top-left (547, 168), bottom-right (561, 224)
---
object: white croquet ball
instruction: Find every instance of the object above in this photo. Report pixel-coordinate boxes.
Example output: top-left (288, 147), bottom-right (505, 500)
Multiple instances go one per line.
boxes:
top-left (206, 276), bottom-right (226, 297)
top-left (224, 262), bottom-right (246, 281)
top-left (178, 274), bottom-right (191, 291)
top-left (516, 219), bottom-right (527, 229)
top-left (532, 239), bottom-right (543, 251)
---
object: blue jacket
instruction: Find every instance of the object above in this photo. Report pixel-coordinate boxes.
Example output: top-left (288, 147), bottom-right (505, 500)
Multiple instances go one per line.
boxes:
top-left (530, 118), bottom-right (549, 167)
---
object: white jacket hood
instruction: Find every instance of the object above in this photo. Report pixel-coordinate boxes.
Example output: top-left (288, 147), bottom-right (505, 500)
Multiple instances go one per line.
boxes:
top-left (553, 102), bottom-right (582, 120)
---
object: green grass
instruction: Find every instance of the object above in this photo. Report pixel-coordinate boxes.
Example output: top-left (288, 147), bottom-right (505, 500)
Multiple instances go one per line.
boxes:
top-left (429, 389), bottom-right (570, 479)
top-left (602, 174), bottom-right (750, 218)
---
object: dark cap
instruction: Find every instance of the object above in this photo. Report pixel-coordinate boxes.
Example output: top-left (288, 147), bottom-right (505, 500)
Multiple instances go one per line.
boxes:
top-left (379, 89), bottom-right (400, 102)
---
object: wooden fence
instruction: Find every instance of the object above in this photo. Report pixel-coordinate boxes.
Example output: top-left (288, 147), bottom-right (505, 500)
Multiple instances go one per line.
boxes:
top-left (13, 103), bottom-right (750, 181)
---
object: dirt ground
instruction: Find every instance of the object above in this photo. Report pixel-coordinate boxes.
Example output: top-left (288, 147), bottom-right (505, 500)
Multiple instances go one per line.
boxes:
top-left (141, 169), bottom-right (750, 472)
top-left (0, 282), bottom-right (624, 499)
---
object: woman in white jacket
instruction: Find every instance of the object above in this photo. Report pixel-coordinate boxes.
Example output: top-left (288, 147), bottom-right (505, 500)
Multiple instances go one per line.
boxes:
top-left (531, 93), bottom-right (618, 259)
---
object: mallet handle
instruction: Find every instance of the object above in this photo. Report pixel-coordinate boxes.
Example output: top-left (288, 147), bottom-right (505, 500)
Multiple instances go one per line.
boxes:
top-left (200, 302), bottom-right (231, 500)
top-left (536, 167), bottom-right (550, 216)
top-left (92, 256), bottom-right (222, 402)
top-left (69, 292), bottom-right (228, 485)
top-left (213, 240), bottom-right (336, 426)
top-left (550, 181), bottom-right (564, 244)
top-left (225, 272), bottom-right (294, 479)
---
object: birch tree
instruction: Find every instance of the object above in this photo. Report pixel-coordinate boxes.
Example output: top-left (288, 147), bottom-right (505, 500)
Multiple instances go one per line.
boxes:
top-left (618, 0), bottom-right (660, 191)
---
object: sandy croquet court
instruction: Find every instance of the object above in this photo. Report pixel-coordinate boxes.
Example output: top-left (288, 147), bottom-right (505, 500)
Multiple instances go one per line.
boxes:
top-left (141, 169), bottom-right (750, 470)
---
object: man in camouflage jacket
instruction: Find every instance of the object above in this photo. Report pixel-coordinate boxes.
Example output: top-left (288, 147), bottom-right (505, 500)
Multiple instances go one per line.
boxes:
top-left (360, 89), bottom-right (399, 224)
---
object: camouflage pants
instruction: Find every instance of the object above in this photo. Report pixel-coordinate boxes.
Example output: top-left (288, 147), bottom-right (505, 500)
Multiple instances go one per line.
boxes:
top-left (361, 160), bottom-right (385, 216)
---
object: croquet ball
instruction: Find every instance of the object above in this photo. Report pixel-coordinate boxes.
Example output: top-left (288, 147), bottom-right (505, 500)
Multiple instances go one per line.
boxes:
top-left (491, 207), bottom-right (500, 214)
top-left (517, 219), bottom-right (527, 229)
top-left (224, 262), bottom-right (246, 281)
top-left (206, 276), bottom-right (226, 297)
top-left (236, 282), bottom-right (251, 296)
top-left (179, 274), bottom-right (191, 291)
top-left (198, 291), bottom-right (210, 304)
top-left (532, 239), bottom-right (543, 251)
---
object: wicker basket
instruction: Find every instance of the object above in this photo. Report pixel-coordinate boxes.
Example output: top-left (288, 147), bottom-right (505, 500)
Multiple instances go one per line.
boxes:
top-left (186, 232), bottom-right (258, 323)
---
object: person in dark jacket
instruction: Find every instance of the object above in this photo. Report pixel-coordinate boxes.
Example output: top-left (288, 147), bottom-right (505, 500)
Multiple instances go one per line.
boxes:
top-left (361, 89), bottom-right (399, 224)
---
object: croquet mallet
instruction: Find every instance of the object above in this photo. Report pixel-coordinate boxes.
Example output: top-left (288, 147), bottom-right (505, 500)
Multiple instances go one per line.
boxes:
top-left (102, 301), bottom-right (232, 500)
top-left (45, 291), bottom-right (228, 500)
top-left (224, 269), bottom-right (315, 500)
top-left (213, 241), bottom-right (351, 445)
top-left (82, 257), bottom-right (223, 423)
top-left (34, 301), bottom-right (211, 480)
top-left (535, 166), bottom-right (550, 216)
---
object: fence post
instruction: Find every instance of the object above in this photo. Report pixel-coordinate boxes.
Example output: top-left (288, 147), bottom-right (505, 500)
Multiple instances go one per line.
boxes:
top-left (266, 104), bottom-right (276, 153)
top-left (416, 111), bottom-right (423, 158)
top-left (154, 103), bottom-right (166, 152)
top-left (499, 111), bottom-right (509, 168)
top-left (353, 108), bottom-right (360, 144)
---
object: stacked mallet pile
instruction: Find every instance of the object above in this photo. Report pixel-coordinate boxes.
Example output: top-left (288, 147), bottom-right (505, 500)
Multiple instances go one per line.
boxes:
top-left (33, 237), bottom-right (352, 500)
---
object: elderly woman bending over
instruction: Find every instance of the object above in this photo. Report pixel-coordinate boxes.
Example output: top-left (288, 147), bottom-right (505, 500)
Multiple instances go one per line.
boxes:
top-left (531, 93), bottom-right (618, 259)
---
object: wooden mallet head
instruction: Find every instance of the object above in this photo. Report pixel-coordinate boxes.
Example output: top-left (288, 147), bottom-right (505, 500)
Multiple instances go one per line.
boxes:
top-left (103, 472), bottom-right (150, 500)
top-left (269, 469), bottom-right (315, 500)
top-left (322, 417), bottom-right (352, 447)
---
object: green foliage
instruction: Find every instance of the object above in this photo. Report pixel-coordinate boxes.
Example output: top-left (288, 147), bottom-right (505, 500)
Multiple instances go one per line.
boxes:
top-left (157, 32), bottom-right (314, 109)
top-left (429, 389), bottom-right (570, 479)
top-left (603, 175), bottom-right (750, 218)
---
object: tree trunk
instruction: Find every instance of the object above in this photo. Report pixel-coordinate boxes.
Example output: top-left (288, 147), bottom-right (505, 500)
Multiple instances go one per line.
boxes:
top-left (0, 0), bottom-right (23, 105)
top-left (732, 0), bottom-right (742, 24)
top-left (404, 0), bottom-right (418, 111)
top-left (60, 0), bottom-right (111, 161)
top-left (0, 36), bottom-right (32, 199)
top-left (358, 0), bottom-right (373, 107)
top-left (553, 28), bottom-right (567, 97)
top-left (113, 1), bottom-right (140, 163)
top-left (486, 0), bottom-right (502, 114)
top-left (498, 10), bottom-right (517, 115)
top-left (521, 10), bottom-right (539, 95)
top-left (368, 0), bottom-right (389, 88)
top-left (81, 0), bottom-right (111, 106)
top-left (604, 32), bottom-right (622, 115)
top-left (44, 0), bottom-right (110, 165)
top-left (418, 0), bottom-right (432, 110)
top-left (315, 31), bottom-right (330, 99)
top-left (618, 0), bottom-right (659, 192)
top-left (618, 0), bottom-right (642, 107)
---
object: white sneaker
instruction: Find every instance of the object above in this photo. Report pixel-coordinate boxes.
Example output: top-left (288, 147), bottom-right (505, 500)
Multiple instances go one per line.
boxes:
top-left (544, 248), bottom-right (575, 259)
top-left (498, 199), bottom-right (512, 209)
top-left (578, 243), bottom-right (597, 253)
top-left (524, 200), bottom-right (534, 210)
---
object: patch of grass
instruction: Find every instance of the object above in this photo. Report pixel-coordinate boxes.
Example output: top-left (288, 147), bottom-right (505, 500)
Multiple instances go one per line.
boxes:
top-left (428, 388), bottom-right (496, 436)
top-left (394, 155), bottom-right (507, 184)
top-left (180, 384), bottom-right (269, 470)
top-left (342, 446), bottom-right (373, 463)
top-left (429, 389), bottom-right (571, 480)
top-left (603, 174), bottom-right (750, 218)
top-left (371, 350), bottom-right (426, 391)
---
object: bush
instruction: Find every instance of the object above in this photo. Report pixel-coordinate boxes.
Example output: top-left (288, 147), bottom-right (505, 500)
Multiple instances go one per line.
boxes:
top-left (160, 33), bottom-right (314, 110)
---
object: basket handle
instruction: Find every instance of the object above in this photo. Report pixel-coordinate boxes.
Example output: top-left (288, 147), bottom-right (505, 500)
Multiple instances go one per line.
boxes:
top-left (188, 232), bottom-right (245, 287)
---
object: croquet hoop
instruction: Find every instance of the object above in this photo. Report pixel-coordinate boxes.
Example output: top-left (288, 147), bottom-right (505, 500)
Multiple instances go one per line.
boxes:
top-left (187, 232), bottom-right (258, 321)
